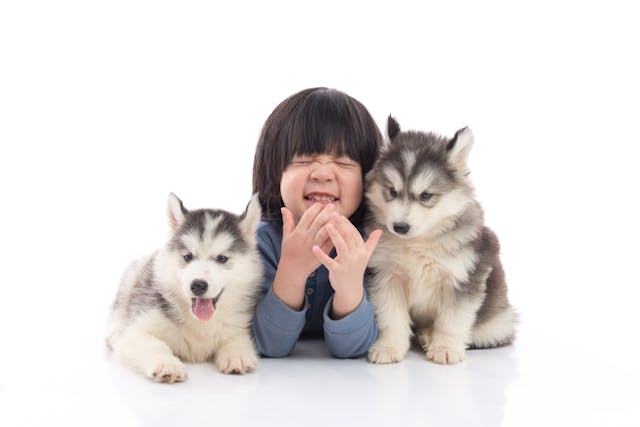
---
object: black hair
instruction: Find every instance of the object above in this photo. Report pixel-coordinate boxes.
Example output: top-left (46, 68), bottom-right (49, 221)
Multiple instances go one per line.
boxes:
top-left (252, 87), bottom-right (382, 222)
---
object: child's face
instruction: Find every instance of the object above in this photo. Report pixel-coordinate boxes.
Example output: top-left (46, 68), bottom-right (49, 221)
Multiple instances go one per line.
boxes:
top-left (280, 153), bottom-right (363, 222)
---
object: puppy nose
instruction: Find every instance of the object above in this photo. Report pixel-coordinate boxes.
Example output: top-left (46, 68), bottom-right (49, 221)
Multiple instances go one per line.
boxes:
top-left (190, 280), bottom-right (208, 296)
top-left (393, 222), bottom-right (410, 235)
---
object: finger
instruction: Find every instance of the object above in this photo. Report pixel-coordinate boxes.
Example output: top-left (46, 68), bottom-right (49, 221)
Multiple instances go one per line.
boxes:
top-left (297, 203), bottom-right (324, 230)
top-left (281, 207), bottom-right (294, 237)
top-left (312, 245), bottom-right (338, 270)
top-left (319, 238), bottom-right (335, 255)
top-left (308, 203), bottom-right (336, 236)
top-left (314, 226), bottom-right (335, 253)
top-left (313, 224), bottom-right (330, 246)
top-left (330, 213), bottom-right (360, 249)
top-left (364, 229), bottom-right (383, 258)
top-left (326, 223), bottom-right (348, 256)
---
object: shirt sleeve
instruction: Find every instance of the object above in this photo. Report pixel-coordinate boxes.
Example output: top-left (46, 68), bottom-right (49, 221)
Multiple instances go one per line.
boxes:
top-left (251, 228), bottom-right (307, 357)
top-left (322, 288), bottom-right (378, 358)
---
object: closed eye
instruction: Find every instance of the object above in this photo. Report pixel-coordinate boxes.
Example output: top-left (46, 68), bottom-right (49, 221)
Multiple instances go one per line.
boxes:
top-left (336, 162), bottom-right (357, 168)
top-left (334, 156), bottom-right (358, 168)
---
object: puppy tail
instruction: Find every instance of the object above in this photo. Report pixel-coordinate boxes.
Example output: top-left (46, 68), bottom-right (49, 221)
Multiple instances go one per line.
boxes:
top-left (469, 305), bottom-right (518, 349)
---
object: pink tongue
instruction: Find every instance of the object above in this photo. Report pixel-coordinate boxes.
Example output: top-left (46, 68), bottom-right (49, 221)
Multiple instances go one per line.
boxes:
top-left (193, 298), bottom-right (214, 321)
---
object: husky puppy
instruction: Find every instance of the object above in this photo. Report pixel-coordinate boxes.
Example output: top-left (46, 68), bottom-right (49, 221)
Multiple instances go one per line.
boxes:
top-left (106, 194), bottom-right (263, 382)
top-left (365, 117), bottom-right (517, 365)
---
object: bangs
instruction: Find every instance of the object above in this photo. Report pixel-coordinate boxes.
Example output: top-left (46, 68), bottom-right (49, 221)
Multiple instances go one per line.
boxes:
top-left (253, 87), bottom-right (382, 221)
top-left (287, 89), bottom-right (375, 168)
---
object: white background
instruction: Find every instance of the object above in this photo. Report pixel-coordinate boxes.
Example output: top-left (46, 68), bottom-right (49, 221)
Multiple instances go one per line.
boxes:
top-left (1, 1), bottom-right (639, 426)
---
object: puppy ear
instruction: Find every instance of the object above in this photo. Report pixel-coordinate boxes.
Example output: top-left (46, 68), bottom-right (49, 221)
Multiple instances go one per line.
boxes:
top-left (364, 168), bottom-right (376, 191)
top-left (239, 193), bottom-right (262, 244)
top-left (446, 127), bottom-right (474, 176)
top-left (167, 193), bottom-right (187, 232)
top-left (387, 115), bottom-right (401, 140)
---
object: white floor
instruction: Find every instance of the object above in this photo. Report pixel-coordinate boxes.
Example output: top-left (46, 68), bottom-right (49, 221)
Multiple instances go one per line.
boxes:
top-left (2, 2), bottom-right (640, 426)
top-left (2, 311), bottom-right (638, 427)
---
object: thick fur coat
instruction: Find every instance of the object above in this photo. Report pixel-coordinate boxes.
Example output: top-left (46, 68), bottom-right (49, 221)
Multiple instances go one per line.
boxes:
top-left (365, 117), bottom-right (516, 365)
top-left (106, 194), bottom-right (263, 382)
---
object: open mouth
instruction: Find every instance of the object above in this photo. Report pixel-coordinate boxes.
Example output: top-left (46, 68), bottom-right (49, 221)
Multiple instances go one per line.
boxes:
top-left (190, 290), bottom-right (224, 321)
top-left (304, 193), bottom-right (338, 203)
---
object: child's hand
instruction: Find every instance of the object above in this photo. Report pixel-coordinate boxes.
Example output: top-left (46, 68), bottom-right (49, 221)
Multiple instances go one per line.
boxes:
top-left (280, 204), bottom-right (336, 276)
top-left (312, 213), bottom-right (382, 319)
top-left (273, 204), bottom-right (336, 310)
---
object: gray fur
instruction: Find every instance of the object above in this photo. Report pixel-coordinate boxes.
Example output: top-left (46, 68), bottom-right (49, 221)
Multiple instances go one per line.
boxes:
top-left (106, 194), bottom-right (263, 381)
top-left (111, 254), bottom-right (184, 325)
top-left (169, 209), bottom-right (249, 253)
top-left (365, 118), bottom-right (516, 364)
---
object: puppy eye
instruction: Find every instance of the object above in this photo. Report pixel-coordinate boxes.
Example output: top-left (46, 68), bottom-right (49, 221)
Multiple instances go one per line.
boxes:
top-left (216, 255), bottom-right (229, 264)
top-left (388, 187), bottom-right (398, 198)
top-left (420, 192), bottom-right (433, 201)
top-left (183, 253), bottom-right (194, 263)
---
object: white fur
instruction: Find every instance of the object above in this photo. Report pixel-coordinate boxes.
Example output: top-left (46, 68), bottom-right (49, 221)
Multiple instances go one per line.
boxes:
top-left (368, 230), bottom-right (485, 365)
top-left (409, 168), bottom-right (437, 195)
top-left (382, 165), bottom-right (405, 193)
top-left (106, 194), bottom-right (263, 382)
top-left (167, 192), bottom-right (186, 231)
top-left (401, 151), bottom-right (416, 173)
top-left (471, 306), bottom-right (517, 348)
top-left (176, 228), bottom-right (240, 300)
top-left (366, 126), bottom-right (514, 365)
top-left (448, 127), bottom-right (474, 176)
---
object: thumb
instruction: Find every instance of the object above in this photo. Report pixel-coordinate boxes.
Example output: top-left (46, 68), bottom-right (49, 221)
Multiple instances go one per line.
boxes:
top-left (364, 229), bottom-right (383, 257)
top-left (281, 207), bottom-right (294, 236)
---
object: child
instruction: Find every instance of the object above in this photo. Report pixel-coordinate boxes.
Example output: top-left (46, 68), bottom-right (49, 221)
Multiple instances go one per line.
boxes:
top-left (251, 87), bottom-right (383, 358)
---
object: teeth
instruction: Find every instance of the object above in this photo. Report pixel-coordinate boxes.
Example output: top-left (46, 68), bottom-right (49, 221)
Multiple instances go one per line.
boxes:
top-left (306, 195), bottom-right (336, 202)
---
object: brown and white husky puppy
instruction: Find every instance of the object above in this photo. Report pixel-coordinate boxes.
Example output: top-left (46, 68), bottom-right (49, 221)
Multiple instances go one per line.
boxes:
top-left (365, 117), bottom-right (517, 365)
top-left (106, 194), bottom-right (262, 382)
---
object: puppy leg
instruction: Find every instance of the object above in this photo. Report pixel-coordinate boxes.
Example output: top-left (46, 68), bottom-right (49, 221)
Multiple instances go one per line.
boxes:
top-left (368, 272), bottom-right (412, 364)
top-left (113, 326), bottom-right (187, 383)
top-left (416, 326), bottom-right (433, 351)
top-left (427, 297), bottom-right (481, 365)
top-left (214, 332), bottom-right (258, 374)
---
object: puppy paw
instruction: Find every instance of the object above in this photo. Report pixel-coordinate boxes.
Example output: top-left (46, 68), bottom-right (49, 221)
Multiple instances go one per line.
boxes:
top-left (416, 328), bottom-right (433, 351)
top-left (215, 349), bottom-right (258, 375)
top-left (147, 358), bottom-right (187, 383)
top-left (426, 345), bottom-right (465, 365)
top-left (368, 341), bottom-right (408, 364)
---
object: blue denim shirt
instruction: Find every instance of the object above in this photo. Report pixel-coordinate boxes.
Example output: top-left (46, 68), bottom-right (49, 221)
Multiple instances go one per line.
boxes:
top-left (252, 220), bottom-right (378, 358)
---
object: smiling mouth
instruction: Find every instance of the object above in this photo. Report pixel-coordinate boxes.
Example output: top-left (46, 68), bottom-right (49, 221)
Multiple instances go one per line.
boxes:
top-left (304, 194), bottom-right (337, 202)
top-left (190, 290), bottom-right (224, 321)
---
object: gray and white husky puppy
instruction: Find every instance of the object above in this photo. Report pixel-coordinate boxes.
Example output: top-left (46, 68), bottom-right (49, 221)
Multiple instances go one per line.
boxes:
top-left (365, 117), bottom-right (517, 365)
top-left (106, 194), bottom-right (263, 382)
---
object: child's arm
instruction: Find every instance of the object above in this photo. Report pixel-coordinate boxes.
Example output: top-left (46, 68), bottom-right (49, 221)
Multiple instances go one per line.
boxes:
top-left (322, 289), bottom-right (378, 358)
top-left (252, 225), bottom-right (306, 357)
top-left (252, 205), bottom-right (335, 357)
top-left (312, 214), bottom-right (383, 357)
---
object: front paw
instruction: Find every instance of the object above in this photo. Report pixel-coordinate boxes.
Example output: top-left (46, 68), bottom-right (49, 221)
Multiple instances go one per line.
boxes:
top-left (368, 339), bottom-right (408, 364)
top-left (147, 358), bottom-right (187, 383)
top-left (215, 348), bottom-right (258, 374)
top-left (426, 344), bottom-right (465, 365)
top-left (416, 327), bottom-right (433, 351)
